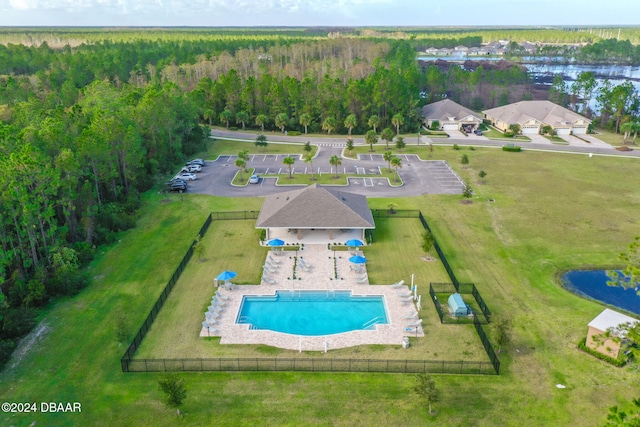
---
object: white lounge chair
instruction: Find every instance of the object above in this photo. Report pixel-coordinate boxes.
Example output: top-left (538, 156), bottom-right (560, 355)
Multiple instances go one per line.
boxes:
top-left (396, 290), bottom-right (412, 297)
top-left (208, 304), bottom-right (224, 314)
top-left (268, 255), bottom-right (281, 264)
top-left (262, 276), bottom-right (277, 285)
top-left (211, 298), bottom-right (227, 307)
top-left (215, 290), bottom-right (230, 300)
top-left (405, 319), bottom-right (423, 328)
top-left (266, 261), bottom-right (279, 269)
top-left (390, 280), bottom-right (405, 288)
top-left (263, 265), bottom-right (277, 273)
top-left (224, 282), bottom-right (237, 290)
top-left (403, 311), bottom-right (419, 320)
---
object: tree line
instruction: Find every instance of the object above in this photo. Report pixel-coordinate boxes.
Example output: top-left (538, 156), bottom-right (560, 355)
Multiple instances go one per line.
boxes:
top-left (0, 79), bottom-right (205, 367)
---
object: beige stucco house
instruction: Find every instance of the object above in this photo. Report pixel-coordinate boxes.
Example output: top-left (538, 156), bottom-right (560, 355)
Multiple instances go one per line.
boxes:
top-left (484, 100), bottom-right (591, 135)
top-left (586, 308), bottom-right (639, 359)
top-left (256, 184), bottom-right (375, 245)
top-left (422, 99), bottom-right (483, 132)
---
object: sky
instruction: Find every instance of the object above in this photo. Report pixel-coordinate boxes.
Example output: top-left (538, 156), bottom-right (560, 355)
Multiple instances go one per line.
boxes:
top-left (0, 0), bottom-right (639, 27)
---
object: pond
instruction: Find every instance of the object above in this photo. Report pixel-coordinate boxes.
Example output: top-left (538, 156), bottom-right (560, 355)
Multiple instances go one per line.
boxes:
top-left (561, 270), bottom-right (640, 316)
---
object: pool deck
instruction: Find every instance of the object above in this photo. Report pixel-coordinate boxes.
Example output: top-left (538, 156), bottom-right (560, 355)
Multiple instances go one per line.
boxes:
top-left (200, 244), bottom-right (424, 351)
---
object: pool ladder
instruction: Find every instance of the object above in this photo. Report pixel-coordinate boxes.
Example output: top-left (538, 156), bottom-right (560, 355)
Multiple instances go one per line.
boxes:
top-left (362, 316), bottom-right (384, 330)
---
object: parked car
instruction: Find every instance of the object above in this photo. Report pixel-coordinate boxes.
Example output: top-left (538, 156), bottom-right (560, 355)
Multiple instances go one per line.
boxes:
top-left (185, 164), bottom-right (202, 173)
top-left (167, 178), bottom-right (188, 186)
top-left (249, 174), bottom-right (260, 184)
top-left (186, 159), bottom-right (205, 166)
top-left (474, 129), bottom-right (483, 136)
top-left (176, 172), bottom-right (197, 181)
top-left (166, 180), bottom-right (187, 192)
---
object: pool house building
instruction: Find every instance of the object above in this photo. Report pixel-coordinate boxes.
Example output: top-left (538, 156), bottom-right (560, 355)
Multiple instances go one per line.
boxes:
top-left (255, 184), bottom-right (375, 245)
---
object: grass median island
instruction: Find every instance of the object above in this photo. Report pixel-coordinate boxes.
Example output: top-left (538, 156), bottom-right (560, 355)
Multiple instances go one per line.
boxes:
top-left (3, 146), bottom-right (640, 426)
top-left (262, 169), bottom-right (403, 186)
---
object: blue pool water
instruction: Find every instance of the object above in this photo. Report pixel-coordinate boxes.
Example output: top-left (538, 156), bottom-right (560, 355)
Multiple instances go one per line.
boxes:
top-left (236, 290), bottom-right (388, 336)
top-left (562, 270), bottom-right (640, 316)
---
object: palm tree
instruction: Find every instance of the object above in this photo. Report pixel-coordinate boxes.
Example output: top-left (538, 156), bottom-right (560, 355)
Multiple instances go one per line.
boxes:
top-left (621, 121), bottom-right (635, 142)
top-left (381, 127), bottom-right (395, 150)
top-left (344, 114), bottom-right (357, 136)
top-left (275, 113), bottom-right (289, 133)
top-left (383, 151), bottom-right (393, 172)
top-left (203, 108), bottom-right (214, 126)
top-left (235, 111), bottom-right (249, 130)
top-left (299, 113), bottom-right (312, 134)
top-left (391, 113), bottom-right (404, 135)
top-left (283, 156), bottom-right (295, 179)
top-left (368, 115), bottom-right (380, 133)
top-left (255, 114), bottom-right (268, 132)
top-left (219, 109), bottom-right (234, 129)
top-left (391, 155), bottom-right (402, 182)
top-left (395, 136), bottom-right (406, 151)
top-left (304, 153), bottom-right (315, 181)
top-left (365, 130), bottom-right (378, 152)
top-left (329, 155), bottom-right (342, 178)
top-left (303, 141), bottom-right (312, 154)
top-left (238, 150), bottom-right (249, 172)
top-left (322, 116), bottom-right (337, 134)
top-left (235, 158), bottom-right (246, 182)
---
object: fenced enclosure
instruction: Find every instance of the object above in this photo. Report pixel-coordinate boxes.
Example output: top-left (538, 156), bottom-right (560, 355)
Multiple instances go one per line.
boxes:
top-left (121, 209), bottom-right (500, 375)
top-left (429, 283), bottom-right (491, 324)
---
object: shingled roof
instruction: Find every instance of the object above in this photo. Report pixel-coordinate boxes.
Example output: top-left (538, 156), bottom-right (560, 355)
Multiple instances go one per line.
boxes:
top-left (483, 100), bottom-right (591, 127)
top-left (256, 184), bottom-right (375, 229)
top-left (422, 99), bottom-right (483, 122)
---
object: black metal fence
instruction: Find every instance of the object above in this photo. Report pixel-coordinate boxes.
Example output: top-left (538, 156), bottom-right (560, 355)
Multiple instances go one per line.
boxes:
top-left (210, 210), bottom-right (259, 220)
top-left (429, 283), bottom-right (491, 324)
top-left (121, 213), bottom-right (212, 372)
top-left (124, 357), bottom-right (496, 375)
top-left (122, 209), bottom-right (500, 375)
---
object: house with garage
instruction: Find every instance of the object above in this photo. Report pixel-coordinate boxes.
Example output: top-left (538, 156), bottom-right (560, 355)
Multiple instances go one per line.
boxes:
top-left (422, 99), bottom-right (483, 132)
top-left (483, 100), bottom-right (591, 135)
top-left (585, 308), bottom-right (639, 359)
top-left (256, 184), bottom-right (375, 245)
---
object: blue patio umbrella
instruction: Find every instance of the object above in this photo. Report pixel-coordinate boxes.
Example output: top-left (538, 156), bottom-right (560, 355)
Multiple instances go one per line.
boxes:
top-left (349, 255), bottom-right (367, 264)
top-left (216, 270), bottom-right (237, 281)
top-left (267, 238), bottom-right (285, 246)
top-left (345, 239), bottom-right (364, 247)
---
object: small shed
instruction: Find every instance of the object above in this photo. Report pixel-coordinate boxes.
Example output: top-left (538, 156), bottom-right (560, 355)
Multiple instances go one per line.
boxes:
top-left (448, 293), bottom-right (469, 317)
top-left (586, 308), bottom-right (639, 359)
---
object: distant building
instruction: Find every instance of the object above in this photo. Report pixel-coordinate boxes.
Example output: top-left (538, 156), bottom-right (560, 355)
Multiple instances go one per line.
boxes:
top-left (422, 99), bottom-right (483, 131)
top-left (586, 308), bottom-right (639, 359)
top-left (483, 100), bottom-right (591, 135)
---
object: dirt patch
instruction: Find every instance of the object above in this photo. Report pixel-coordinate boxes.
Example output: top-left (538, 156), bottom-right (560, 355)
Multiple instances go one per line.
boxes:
top-left (422, 255), bottom-right (436, 262)
top-left (160, 199), bottom-right (173, 203)
top-left (10, 322), bottom-right (51, 369)
top-left (460, 199), bottom-right (473, 204)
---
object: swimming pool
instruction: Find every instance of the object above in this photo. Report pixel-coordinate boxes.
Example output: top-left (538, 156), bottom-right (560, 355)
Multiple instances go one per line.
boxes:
top-left (236, 290), bottom-right (388, 336)
top-left (562, 270), bottom-right (640, 316)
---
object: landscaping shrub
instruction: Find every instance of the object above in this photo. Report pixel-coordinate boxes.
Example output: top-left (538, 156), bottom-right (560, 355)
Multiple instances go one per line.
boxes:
top-left (288, 131), bottom-right (301, 136)
top-left (504, 130), bottom-right (515, 137)
top-left (229, 126), bottom-right (239, 131)
top-left (577, 338), bottom-right (627, 367)
top-left (502, 144), bottom-right (522, 152)
top-left (453, 144), bottom-right (460, 150)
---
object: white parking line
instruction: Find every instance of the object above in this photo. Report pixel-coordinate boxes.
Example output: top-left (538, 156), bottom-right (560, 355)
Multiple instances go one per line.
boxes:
top-left (278, 168), bottom-right (282, 174)
top-left (251, 155), bottom-right (255, 161)
top-left (265, 167), bottom-right (270, 174)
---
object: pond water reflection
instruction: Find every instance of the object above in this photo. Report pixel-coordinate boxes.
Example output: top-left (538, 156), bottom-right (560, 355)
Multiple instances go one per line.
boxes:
top-left (561, 270), bottom-right (640, 316)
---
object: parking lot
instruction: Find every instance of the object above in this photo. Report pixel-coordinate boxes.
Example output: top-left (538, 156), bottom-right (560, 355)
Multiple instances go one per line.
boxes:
top-left (185, 149), bottom-right (466, 197)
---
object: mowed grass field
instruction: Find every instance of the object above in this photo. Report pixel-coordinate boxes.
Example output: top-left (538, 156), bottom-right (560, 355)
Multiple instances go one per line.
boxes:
top-left (1, 144), bottom-right (640, 426)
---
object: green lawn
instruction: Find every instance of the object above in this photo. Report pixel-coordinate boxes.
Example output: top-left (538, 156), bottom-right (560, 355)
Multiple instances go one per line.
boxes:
top-left (135, 217), bottom-right (485, 362)
top-left (2, 146), bottom-right (640, 426)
